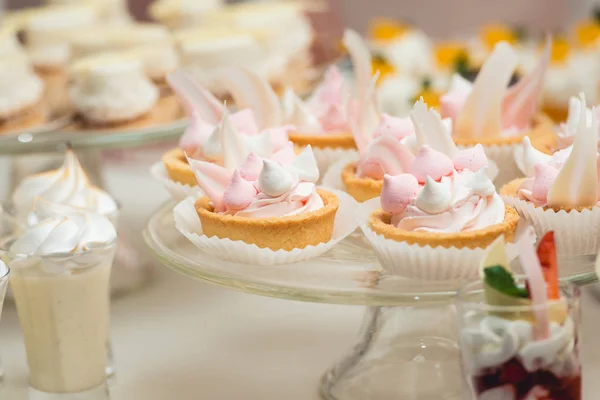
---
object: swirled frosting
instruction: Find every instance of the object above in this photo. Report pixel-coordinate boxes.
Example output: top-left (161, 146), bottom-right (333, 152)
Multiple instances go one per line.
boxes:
top-left (10, 200), bottom-right (117, 256)
top-left (12, 150), bottom-right (118, 222)
top-left (461, 314), bottom-right (578, 378)
top-left (517, 94), bottom-right (599, 208)
top-left (188, 143), bottom-right (323, 218)
top-left (69, 54), bottom-right (159, 124)
top-left (381, 144), bottom-right (504, 233)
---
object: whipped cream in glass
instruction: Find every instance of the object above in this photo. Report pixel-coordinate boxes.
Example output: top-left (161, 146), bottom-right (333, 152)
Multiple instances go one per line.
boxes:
top-left (6, 200), bottom-right (117, 395)
top-left (12, 149), bottom-right (118, 224)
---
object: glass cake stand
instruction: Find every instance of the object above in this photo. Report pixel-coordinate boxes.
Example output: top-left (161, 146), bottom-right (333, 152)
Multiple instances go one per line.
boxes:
top-left (144, 201), bottom-right (598, 400)
top-left (0, 118), bottom-right (187, 295)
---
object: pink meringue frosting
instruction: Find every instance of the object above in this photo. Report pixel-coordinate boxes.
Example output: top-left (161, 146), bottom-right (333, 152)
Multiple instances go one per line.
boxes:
top-left (188, 146), bottom-right (324, 218)
top-left (517, 95), bottom-right (600, 208)
top-left (380, 145), bottom-right (504, 233)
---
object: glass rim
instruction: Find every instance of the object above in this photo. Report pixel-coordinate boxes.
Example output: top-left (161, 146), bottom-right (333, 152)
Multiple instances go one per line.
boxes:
top-left (0, 265), bottom-right (10, 282)
top-left (456, 276), bottom-right (579, 313)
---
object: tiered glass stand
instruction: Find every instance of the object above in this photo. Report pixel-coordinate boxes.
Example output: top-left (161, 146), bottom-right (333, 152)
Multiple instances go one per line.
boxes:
top-left (144, 201), bottom-right (598, 399)
top-left (0, 119), bottom-right (186, 294)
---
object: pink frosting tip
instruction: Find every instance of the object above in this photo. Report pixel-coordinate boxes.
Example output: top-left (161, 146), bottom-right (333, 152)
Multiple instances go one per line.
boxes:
top-left (373, 114), bottom-right (414, 140)
top-left (179, 117), bottom-right (216, 155)
top-left (532, 163), bottom-right (559, 202)
top-left (452, 144), bottom-right (489, 172)
top-left (270, 142), bottom-right (296, 165)
top-left (381, 173), bottom-right (420, 213)
top-left (409, 145), bottom-right (454, 183)
top-left (439, 90), bottom-right (470, 122)
top-left (223, 170), bottom-right (258, 211)
top-left (239, 152), bottom-right (264, 181)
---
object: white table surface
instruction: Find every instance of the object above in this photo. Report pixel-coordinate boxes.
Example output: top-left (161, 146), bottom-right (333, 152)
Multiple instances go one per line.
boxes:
top-left (0, 153), bottom-right (599, 399)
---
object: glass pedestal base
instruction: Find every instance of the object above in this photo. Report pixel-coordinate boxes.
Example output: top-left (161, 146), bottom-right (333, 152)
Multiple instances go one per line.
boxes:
top-left (28, 384), bottom-right (109, 400)
top-left (320, 305), bottom-right (463, 400)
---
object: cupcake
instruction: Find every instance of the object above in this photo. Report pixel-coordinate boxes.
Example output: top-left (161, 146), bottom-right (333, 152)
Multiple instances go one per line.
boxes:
top-left (68, 53), bottom-right (167, 129)
top-left (502, 94), bottom-right (600, 256)
top-left (11, 148), bottom-right (119, 225)
top-left (159, 70), bottom-right (293, 198)
top-left (0, 32), bottom-right (46, 134)
top-left (360, 132), bottom-right (519, 279)
top-left (280, 29), bottom-right (377, 174)
top-left (22, 5), bottom-right (100, 115)
top-left (190, 145), bottom-right (338, 251)
top-left (440, 40), bottom-right (554, 187)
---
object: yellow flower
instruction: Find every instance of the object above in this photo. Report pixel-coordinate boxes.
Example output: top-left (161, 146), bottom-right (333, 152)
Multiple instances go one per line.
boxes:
top-left (414, 79), bottom-right (441, 109)
top-left (435, 41), bottom-right (467, 69)
top-left (371, 55), bottom-right (396, 85)
top-left (481, 24), bottom-right (517, 50)
top-left (550, 37), bottom-right (570, 65)
top-left (574, 21), bottom-right (600, 49)
top-left (368, 18), bottom-right (408, 43)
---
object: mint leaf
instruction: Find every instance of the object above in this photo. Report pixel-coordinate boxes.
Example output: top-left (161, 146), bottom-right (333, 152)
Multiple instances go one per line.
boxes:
top-left (484, 265), bottom-right (529, 298)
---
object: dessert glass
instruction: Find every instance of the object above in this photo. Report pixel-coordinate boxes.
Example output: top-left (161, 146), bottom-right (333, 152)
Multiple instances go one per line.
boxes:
top-left (0, 264), bottom-right (9, 383)
top-left (457, 277), bottom-right (581, 400)
top-left (0, 238), bottom-right (116, 399)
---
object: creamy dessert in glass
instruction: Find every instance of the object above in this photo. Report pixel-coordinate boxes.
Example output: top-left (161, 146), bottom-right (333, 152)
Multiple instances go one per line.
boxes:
top-left (0, 260), bottom-right (10, 383)
top-left (457, 233), bottom-right (581, 399)
top-left (3, 200), bottom-right (117, 399)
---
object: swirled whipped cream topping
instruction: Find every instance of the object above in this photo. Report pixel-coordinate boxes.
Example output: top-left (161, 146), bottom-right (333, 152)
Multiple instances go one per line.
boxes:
top-left (380, 143), bottom-right (504, 232)
top-left (69, 53), bottom-right (159, 124)
top-left (10, 200), bottom-right (117, 256)
top-left (189, 142), bottom-right (323, 218)
top-left (440, 39), bottom-right (550, 139)
top-left (12, 149), bottom-right (118, 222)
top-left (168, 70), bottom-right (292, 163)
top-left (461, 314), bottom-right (578, 378)
top-left (517, 94), bottom-right (599, 208)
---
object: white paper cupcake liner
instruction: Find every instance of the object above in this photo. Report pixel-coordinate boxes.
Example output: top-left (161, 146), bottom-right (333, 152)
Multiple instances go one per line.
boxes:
top-left (310, 147), bottom-right (358, 183)
top-left (465, 142), bottom-right (523, 189)
top-left (321, 153), bottom-right (360, 191)
top-left (150, 162), bottom-right (203, 202)
top-left (358, 198), bottom-right (528, 280)
top-left (173, 188), bottom-right (359, 265)
top-left (503, 195), bottom-right (600, 256)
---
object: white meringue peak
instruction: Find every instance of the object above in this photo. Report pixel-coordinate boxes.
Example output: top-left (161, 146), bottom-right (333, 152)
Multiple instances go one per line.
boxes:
top-left (259, 159), bottom-right (295, 197)
top-left (547, 94), bottom-right (599, 207)
top-left (167, 70), bottom-right (223, 126)
top-left (285, 90), bottom-right (323, 132)
top-left (520, 136), bottom-right (552, 177)
top-left (468, 167), bottom-right (495, 197)
top-left (219, 110), bottom-right (250, 171)
top-left (416, 176), bottom-right (452, 214)
top-left (12, 149), bottom-right (118, 221)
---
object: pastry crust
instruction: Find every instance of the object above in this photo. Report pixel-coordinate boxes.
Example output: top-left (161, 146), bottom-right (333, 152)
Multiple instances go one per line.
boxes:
top-left (453, 113), bottom-right (556, 149)
top-left (73, 94), bottom-right (182, 131)
top-left (501, 178), bottom-right (597, 213)
top-left (0, 103), bottom-right (46, 134)
top-left (369, 205), bottom-right (519, 249)
top-left (195, 189), bottom-right (339, 250)
top-left (162, 147), bottom-right (198, 187)
top-left (35, 66), bottom-right (70, 115)
top-left (288, 131), bottom-right (356, 150)
top-left (341, 162), bottom-right (383, 202)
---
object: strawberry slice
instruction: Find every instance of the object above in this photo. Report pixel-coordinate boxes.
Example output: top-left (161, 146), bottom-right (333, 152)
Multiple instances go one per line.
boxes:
top-left (537, 231), bottom-right (560, 300)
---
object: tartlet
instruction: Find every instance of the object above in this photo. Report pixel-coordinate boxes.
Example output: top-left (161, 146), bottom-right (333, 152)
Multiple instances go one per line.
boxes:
top-left (340, 162), bottom-right (382, 202)
top-left (370, 204), bottom-right (519, 249)
top-left (196, 188), bottom-right (338, 250)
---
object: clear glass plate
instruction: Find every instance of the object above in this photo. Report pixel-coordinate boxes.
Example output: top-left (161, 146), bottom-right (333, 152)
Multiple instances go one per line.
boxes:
top-left (144, 201), bottom-right (599, 306)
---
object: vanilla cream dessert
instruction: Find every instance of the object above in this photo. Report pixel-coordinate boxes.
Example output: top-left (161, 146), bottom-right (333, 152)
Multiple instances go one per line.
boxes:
top-left (150, 0), bottom-right (224, 29)
top-left (44, 0), bottom-right (132, 26)
top-left (0, 42), bottom-right (45, 124)
top-left (9, 200), bottom-right (116, 394)
top-left (12, 149), bottom-right (118, 224)
top-left (69, 53), bottom-right (159, 126)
